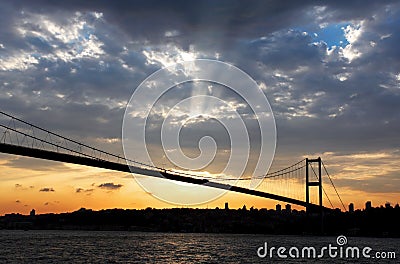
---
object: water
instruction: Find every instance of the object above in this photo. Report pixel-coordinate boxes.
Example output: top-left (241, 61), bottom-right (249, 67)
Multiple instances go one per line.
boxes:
top-left (0, 230), bottom-right (398, 263)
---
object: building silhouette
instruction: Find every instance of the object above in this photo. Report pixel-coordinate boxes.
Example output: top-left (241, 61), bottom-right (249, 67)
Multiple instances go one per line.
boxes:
top-left (276, 204), bottom-right (281, 212)
top-left (224, 202), bottom-right (229, 210)
top-left (349, 203), bottom-right (354, 213)
top-left (1, 201), bottom-right (399, 236)
top-left (366, 201), bottom-right (372, 210)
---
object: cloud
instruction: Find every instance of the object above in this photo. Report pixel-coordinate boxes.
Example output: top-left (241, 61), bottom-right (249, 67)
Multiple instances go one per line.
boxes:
top-left (44, 201), bottom-right (60, 206)
top-left (15, 200), bottom-right (21, 203)
top-left (14, 183), bottom-right (34, 191)
top-left (97, 182), bottom-right (123, 190)
top-left (39, 187), bottom-right (55, 192)
top-left (5, 157), bottom-right (69, 171)
top-left (76, 188), bottom-right (94, 193)
top-left (334, 173), bottom-right (400, 194)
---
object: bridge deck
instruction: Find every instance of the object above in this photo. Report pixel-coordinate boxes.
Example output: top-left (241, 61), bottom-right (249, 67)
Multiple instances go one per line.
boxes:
top-left (0, 143), bottom-right (324, 209)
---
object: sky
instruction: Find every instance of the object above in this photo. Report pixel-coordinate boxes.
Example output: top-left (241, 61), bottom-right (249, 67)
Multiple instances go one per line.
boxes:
top-left (1, 0), bottom-right (400, 214)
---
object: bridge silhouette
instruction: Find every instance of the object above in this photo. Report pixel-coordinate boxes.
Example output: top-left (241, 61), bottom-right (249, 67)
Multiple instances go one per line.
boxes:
top-left (0, 111), bottom-right (346, 212)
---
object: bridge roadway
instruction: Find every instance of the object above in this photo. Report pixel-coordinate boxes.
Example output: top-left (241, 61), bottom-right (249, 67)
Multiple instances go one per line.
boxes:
top-left (0, 143), bottom-right (325, 210)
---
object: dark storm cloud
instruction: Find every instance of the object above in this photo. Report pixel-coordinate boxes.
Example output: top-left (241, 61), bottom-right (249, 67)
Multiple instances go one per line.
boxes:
top-left (6, 0), bottom-right (398, 43)
top-left (5, 0), bottom-right (311, 42)
top-left (98, 182), bottom-right (123, 190)
top-left (239, 30), bottom-right (325, 71)
top-left (1, 0), bottom-right (398, 148)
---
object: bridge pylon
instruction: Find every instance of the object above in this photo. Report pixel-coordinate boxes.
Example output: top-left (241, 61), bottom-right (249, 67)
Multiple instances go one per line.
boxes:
top-left (306, 157), bottom-right (324, 233)
top-left (305, 157), bottom-right (323, 212)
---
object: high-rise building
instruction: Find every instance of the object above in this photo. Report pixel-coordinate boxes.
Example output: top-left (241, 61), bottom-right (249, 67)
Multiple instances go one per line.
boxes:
top-left (225, 202), bottom-right (229, 210)
top-left (276, 204), bottom-right (281, 212)
top-left (365, 201), bottom-right (372, 210)
top-left (349, 203), bottom-right (354, 213)
top-left (30, 209), bottom-right (35, 216)
top-left (285, 204), bottom-right (291, 213)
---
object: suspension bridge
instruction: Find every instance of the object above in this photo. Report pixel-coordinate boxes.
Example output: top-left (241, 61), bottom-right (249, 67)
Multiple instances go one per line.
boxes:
top-left (0, 111), bottom-right (346, 212)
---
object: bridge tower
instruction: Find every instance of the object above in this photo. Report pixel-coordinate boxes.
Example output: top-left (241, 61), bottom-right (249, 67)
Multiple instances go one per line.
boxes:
top-left (305, 157), bottom-right (324, 233)
top-left (305, 157), bottom-right (322, 212)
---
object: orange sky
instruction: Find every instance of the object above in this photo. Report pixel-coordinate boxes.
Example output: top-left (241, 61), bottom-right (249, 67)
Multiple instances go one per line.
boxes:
top-left (1, 152), bottom-right (398, 215)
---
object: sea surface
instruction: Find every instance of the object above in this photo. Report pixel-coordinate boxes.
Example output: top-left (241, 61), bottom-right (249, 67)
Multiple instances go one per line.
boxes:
top-left (0, 230), bottom-right (398, 263)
